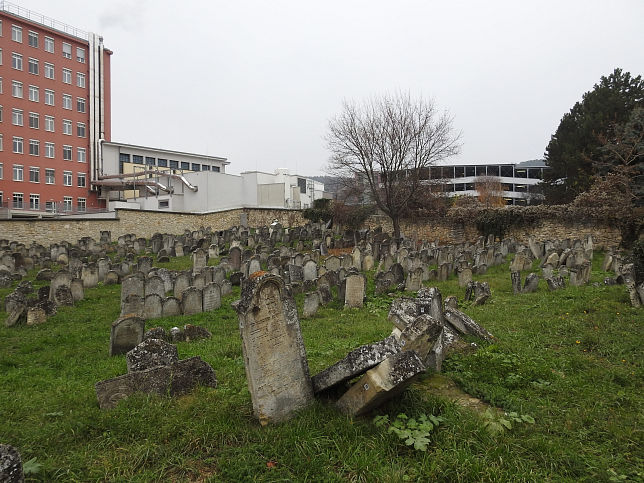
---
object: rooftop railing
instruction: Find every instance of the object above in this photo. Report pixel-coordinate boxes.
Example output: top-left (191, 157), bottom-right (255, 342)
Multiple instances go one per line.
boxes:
top-left (0, 1), bottom-right (90, 40)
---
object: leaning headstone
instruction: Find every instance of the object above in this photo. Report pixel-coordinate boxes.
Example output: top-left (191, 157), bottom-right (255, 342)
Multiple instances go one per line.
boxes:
top-left (0, 444), bottom-right (24, 483)
top-left (109, 316), bottom-right (145, 356)
top-left (457, 267), bottom-right (473, 288)
top-left (95, 356), bottom-right (217, 409)
top-left (49, 270), bottom-right (72, 302)
top-left (70, 278), bottom-right (85, 302)
top-left (336, 351), bottom-right (426, 416)
top-left (311, 336), bottom-right (401, 393)
top-left (511, 271), bottom-right (522, 294)
top-left (54, 285), bottom-right (75, 306)
top-left (234, 273), bottom-right (314, 424)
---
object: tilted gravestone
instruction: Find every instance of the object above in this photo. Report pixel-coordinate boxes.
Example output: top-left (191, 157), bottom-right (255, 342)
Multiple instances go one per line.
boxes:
top-left (234, 273), bottom-right (314, 425)
top-left (109, 316), bottom-right (145, 356)
top-left (49, 270), bottom-right (72, 302)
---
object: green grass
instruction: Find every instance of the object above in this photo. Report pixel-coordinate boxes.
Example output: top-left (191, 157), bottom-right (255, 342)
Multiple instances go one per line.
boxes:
top-left (1, 253), bottom-right (642, 481)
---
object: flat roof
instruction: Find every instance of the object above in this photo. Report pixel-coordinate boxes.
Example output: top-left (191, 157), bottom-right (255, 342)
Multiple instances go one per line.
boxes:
top-left (103, 141), bottom-right (229, 164)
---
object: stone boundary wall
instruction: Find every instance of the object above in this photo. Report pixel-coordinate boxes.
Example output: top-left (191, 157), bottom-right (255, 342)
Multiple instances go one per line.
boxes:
top-left (364, 215), bottom-right (621, 249)
top-left (0, 208), bottom-right (306, 245)
top-left (0, 208), bottom-right (620, 248)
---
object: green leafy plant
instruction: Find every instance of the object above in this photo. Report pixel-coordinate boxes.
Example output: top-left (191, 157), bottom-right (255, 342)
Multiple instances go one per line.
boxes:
top-left (374, 413), bottom-right (445, 451)
top-left (23, 457), bottom-right (42, 476)
top-left (482, 408), bottom-right (535, 435)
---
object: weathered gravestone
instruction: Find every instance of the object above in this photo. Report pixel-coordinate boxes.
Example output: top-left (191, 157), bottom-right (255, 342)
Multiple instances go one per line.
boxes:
top-left (234, 273), bottom-right (314, 425)
top-left (126, 338), bottom-right (179, 372)
top-left (229, 246), bottom-right (242, 271)
top-left (302, 292), bottom-right (320, 318)
top-left (95, 356), bottom-right (217, 409)
top-left (182, 287), bottom-right (203, 315)
top-left (336, 351), bottom-right (426, 416)
top-left (162, 296), bottom-right (182, 317)
top-left (144, 294), bottom-right (163, 319)
top-left (523, 273), bottom-right (539, 293)
top-left (342, 272), bottom-right (366, 308)
top-left (202, 282), bottom-right (222, 311)
top-left (192, 249), bottom-right (208, 275)
top-left (26, 306), bottom-right (47, 326)
top-left (70, 278), bottom-right (84, 302)
top-left (109, 316), bottom-right (145, 356)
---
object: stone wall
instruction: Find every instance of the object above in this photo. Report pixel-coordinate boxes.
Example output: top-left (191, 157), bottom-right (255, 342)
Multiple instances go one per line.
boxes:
top-left (364, 215), bottom-right (621, 249)
top-left (0, 208), bottom-right (306, 245)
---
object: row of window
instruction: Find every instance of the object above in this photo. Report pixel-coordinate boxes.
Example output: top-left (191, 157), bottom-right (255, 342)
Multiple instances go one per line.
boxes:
top-left (3, 51), bottom-right (87, 86)
top-left (0, 192), bottom-right (87, 212)
top-left (5, 23), bottom-right (86, 62)
top-left (7, 110), bottom-right (86, 134)
top-left (119, 153), bottom-right (221, 172)
top-left (3, 79), bottom-right (87, 108)
top-left (0, 136), bottom-right (86, 161)
top-left (2, 164), bottom-right (86, 187)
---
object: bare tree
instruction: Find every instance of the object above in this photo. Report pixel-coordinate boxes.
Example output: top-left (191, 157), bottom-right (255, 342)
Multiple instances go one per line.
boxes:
top-left (326, 92), bottom-right (460, 241)
top-left (475, 176), bottom-right (506, 208)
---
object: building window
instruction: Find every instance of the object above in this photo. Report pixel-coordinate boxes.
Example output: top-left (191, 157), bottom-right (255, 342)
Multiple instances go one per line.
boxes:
top-left (0, 77), bottom-right (2, 93)
top-left (501, 165), bottom-right (514, 177)
top-left (11, 25), bottom-right (22, 43)
top-left (63, 196), bottom-right (72, 212)
top-left (13, 137), bottom-right (23, 154)
top-left (45, 142), bottom-right (54, 158)
top-left (13, 164), bottom-right (24, 181)
top-left (12, 52), bottom-right (22, 70)
top-left (62, 68), bottom-right (72, 84)
top-left (132, 155), bottom-right (144, 164)
top-left (27, 31), bottom-right (38, 48)
top-left (12, 80), bottom-right (23, 98)
top-left (62, 42), bottom-right (72, 59)
top-left (0, 105), bottom-right (3, 122)
top-left (63, 145), bottom-right (72, 160)
top-left (45, 169), bottom-right (55, 184)
top-left (76, 48), bottom-right (85, 63)
top-left (29, 167), bottom-right (39, 183)
top-left (13, 193), bottom-right (24, 209)
top-left (212, 166), bottom-right (221, 173)
top-left (146, 156), bottom-right (155, 166)
top-left (45, 89), bottom-right (54, 105)
top-left (63, 171), bottom-right (72, 186)
top-left (159, 200), bottom-right (169, 209)
top-left (29, 112), bottom-right (39, 129)
top-left (157, 158), bottom-right (168, 167)
top-left (76, 72), bottom-right (85, 88)
top-left (0, 163), bottom-right (2, 179)
top-left (465, 166), bottom-right (475, 177)
top-left (77, 172), bottom-right (86, 187)
top-left (514, 169), bottom-right (527, 179)
top-left (63, 119), bottom-right (72, 135)
top-left (29, 194), bottom-right (40, 210)
top-left (45, 115), bottom-right (54, 132)
top-left (202, 165), bottom-right (210, 171)
top-left (169, 160), bottom-right (178, 169)
top-left (191, 163), bottom-right (201, 171)
top-left (44, 62), bottom-right (54, 79)
top-left (180, 161), bottom-right (190, 170)
top-left (12, 108), bottom-right (23, 126)
top-left (77, 197), bottom-right (86, 212)
top-left (119, 153), bottom-right (130, 163)
top-left (62, 94), bottom-right (72, 110)
top-left (77, 147), bottom-right (86, 163)
top-left (28, 57), bottom-right (39, 75)
top-left (0, 134), bottom-right (2, 151)
top-left (28, 85), bottom-right (39, 102)
top-left (76, 123), bottom-right (86, 137)
top-left (29, 139), bottom-right (39, 156)
top-left (44, 36), bottom-right (54, 53)
top-left (77, 97), bottom-right (86, 113)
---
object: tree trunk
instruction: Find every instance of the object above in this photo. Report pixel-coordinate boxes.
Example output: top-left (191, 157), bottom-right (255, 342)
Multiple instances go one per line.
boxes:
top-left (391, 215), bottom-right (401, 248)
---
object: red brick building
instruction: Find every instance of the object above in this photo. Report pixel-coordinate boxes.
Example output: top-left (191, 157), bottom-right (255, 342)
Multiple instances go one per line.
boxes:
top-left (0, 3), bottom-right (111, 216)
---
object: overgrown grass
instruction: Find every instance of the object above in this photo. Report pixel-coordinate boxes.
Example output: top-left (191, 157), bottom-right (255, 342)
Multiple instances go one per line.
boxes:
top-left (0, 253), bottom-right (642, 481)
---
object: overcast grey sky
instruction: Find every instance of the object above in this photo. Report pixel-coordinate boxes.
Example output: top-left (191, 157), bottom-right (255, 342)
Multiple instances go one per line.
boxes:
top-left (21, 0), bottom-right (644, 175)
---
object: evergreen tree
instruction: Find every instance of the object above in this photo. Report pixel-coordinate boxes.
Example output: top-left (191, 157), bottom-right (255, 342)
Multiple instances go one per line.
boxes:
top-left (542, 68), bottom-right (644, 203)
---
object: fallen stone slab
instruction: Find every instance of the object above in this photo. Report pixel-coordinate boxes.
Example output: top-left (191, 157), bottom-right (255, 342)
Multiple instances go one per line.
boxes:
top-left (336, 351), bottom-right (426, 416)
top-left (443, 307), bottom-right (493, 341)
top-left (312, 335), bottom-right (401, 393)
top-left (95, 356), bottom-right (217, 409)
top-left (126, 338), bottom-right (179, 373)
